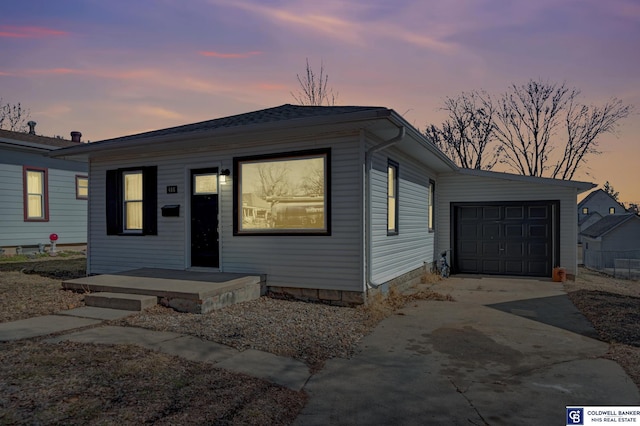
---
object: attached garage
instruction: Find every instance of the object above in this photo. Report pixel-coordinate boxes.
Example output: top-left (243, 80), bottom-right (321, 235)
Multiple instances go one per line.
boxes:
top-left (437, 169), bottom-right (594, 279)
top-left (453, 201), bottom-right (558, 276)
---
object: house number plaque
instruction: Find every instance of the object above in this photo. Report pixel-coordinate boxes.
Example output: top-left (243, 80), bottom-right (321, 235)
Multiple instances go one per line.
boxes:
top-left (166, 185), bottom-right (178, 194)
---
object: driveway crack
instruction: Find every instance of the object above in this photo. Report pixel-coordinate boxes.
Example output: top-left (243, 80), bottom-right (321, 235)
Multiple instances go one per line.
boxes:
top-left (448, 377), bottom-right (489, 426)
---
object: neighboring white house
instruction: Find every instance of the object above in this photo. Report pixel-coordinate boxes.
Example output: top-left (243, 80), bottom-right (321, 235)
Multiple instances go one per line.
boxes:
top-left (577, 189), bottom-right (628, 243)
top-left (0, 127), bottom-right (88, 253)
top-left (50, 105), bottom-right (594, 303)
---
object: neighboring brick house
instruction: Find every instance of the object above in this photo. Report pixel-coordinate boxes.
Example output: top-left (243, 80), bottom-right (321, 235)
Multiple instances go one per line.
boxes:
top-left (0, 126), bottom-right (88, 253)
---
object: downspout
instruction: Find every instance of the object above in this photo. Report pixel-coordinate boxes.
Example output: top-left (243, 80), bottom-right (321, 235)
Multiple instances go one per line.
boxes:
top-left (364, 125), bottom-right (406, 290)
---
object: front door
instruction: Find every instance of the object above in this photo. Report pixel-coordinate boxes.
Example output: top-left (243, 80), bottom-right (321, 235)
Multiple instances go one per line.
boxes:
top-left (191, 168), bottom-right (219, 268)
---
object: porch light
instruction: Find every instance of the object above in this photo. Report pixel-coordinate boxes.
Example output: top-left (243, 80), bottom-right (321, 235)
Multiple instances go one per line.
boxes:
top-left (220, 169), bottom-right (231, 184)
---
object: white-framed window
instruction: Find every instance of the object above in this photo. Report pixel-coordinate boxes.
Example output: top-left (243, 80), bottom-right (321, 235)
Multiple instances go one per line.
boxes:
top-left (106, 166), bottom-right (157, 236)
top-left (23, 166), bottom-right (48, 221)
top-left (388, 159), bottom-right (399, 235)
top-left (428, 179), bottom-right (435, 232)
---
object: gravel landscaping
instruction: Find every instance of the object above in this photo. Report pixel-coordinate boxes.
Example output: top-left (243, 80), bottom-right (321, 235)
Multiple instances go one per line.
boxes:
top-left (0, 257), bottom-right (638, 424)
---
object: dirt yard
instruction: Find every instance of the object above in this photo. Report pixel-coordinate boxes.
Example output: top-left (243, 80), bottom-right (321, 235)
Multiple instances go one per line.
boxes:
top-left (0, 258), bottom-right (638, 424)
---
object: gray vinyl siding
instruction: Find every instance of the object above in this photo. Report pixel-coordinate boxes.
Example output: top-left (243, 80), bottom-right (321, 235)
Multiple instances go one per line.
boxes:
top-left (437, 173), bottom-right (580, 276)
top-left (0, 149), bottom-right (87, 247)
top-left (369, 146), bottom-right (435, 283)
top-left (601, 220), bottom-right (640, 252)
top-left (87, 134), bottom-right (364, 292)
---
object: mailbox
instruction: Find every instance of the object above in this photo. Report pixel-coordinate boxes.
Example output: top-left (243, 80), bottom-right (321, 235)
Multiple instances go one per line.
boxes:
top-left (161, 205), bottom-right (180, 217)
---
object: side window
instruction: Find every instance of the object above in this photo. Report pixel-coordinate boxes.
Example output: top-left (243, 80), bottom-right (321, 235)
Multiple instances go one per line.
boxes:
top-left (428, 180), bottom-right (435, 232)
top-left (609, 207), bottom-right (615, 214)
top-left (23, 166), bottom-right (49, 222)
top-left (387, 160), bottom-right (399, 235)
top-left (106, 166), bottom-right (157, 235)
top-left (582, 207), bottom-right (588, 214)
top-left (76, 175), bottom-right (88, 200)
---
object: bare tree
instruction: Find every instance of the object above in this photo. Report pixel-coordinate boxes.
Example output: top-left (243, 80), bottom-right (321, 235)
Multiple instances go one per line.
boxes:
top-left (300, 164), bottom-right (325, 196)
top-left (0, 98), bottom-right (31, 132)
top-left (291, 58), bottom-right (338, 106)
top-left (602, 181), bottom-right (620, 201)
top-left (255, 164), bottom-right (291, 201)
top-left (493, 79), bottom-right (632, 180)
top-left (425, 90), bottom-right (499, 170)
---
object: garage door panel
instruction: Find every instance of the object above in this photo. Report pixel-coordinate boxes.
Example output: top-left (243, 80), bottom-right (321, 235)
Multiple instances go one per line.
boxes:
top-left (460, 223), bottom-right (479, 238)
top-left (483, 207), bottom-right (500, 220)
top-left (454, 202), bottom-right (554, 277)
top-left (505, 242), bottom-right (524, 256)
top-left (505, 224), bottom-right (524, 237)
top-left (529, 206), bottom-right (548, 219)
top-left (482, 260), bottom-right (500, 274)
top-left (528, 261), bottom-right (549, 276)
top-left (482, 242), bottom-right (500, 256)
top-left (529, 224), bottom-right (548, 238)
top-left (505, 206), bottom-right (524, 219)
top-left (460, 207), bottom-right (479, 220)
top-left (505, 261), bottom-right (525, 274)
top-left (459, 241), bottom-right (478, 255)
top-left (459, 259), bottom-right (479, 273)
top-left (528, 242), bottom-right (548, 257)
top-left (482, 223), bottom-right (500, 239)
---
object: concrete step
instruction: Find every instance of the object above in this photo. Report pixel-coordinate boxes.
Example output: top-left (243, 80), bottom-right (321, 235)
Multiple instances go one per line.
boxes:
top-left (85, 292), bottom-right (157, 311)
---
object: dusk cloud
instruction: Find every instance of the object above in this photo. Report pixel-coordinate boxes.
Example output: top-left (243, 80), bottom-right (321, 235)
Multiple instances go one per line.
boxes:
top-left (0, 25), bottom-right (68, 38)
top-left (199, 51), bottom-right (262, 58)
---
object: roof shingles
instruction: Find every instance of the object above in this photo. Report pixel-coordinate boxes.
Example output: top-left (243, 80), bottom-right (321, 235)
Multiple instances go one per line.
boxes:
top-left (99, 104), bottom-right (386, 143)
top-left (580, 213), bottom-right (638, 238)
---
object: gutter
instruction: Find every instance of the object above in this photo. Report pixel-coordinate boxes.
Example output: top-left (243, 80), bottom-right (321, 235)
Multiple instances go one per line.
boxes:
top-left (364, 124), bottom-right (406, 290)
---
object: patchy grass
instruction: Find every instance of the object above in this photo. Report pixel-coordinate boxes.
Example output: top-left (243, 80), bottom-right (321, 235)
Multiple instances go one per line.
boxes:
top-left (0, 341), bottom-right (306, 425)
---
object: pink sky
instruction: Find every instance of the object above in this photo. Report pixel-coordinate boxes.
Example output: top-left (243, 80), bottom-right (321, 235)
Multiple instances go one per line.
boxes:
top-left (1, 0), bottom-right (638, 204)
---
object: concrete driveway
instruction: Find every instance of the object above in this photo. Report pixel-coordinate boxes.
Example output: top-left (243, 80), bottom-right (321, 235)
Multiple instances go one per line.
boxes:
top-left (295, 276), bottom-right (640, 425)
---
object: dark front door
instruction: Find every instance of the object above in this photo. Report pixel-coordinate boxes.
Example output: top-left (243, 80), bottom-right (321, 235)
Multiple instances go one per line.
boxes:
top-left (191, 168), bottom-right (219, 268)
top-left (454, 202), bottom-right (556, 277)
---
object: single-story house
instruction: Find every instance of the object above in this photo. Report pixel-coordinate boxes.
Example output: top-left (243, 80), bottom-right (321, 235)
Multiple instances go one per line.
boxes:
top-left (581, 213), bottom-right (640, 271)
top-left (50, 105), bottom-right (593, 303)
top-left (0, 126), bottom-right (88, 253)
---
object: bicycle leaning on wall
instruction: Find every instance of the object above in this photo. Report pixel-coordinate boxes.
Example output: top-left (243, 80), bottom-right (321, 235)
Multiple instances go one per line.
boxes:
top-left (430, 249), bottom-right (451, 278)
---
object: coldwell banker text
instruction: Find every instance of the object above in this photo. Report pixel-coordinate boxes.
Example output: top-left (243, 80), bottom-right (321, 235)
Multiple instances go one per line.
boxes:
top-left (567, 407), bottom-right (640, 425)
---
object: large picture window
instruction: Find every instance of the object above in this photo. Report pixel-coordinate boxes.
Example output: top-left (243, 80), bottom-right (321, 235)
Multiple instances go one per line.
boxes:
top-left (106, 166), bottom-right (157, 235)
top-left (23, 166), bottom-right (49, 222)
top-left (234, 149), bottom-right (331, 235)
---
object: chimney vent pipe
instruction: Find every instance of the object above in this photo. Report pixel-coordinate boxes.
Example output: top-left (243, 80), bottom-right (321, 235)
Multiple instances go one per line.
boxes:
top-left (27, 121), bottom-right (36, 135)
top-left (70, 131), bottom-right (82, 143)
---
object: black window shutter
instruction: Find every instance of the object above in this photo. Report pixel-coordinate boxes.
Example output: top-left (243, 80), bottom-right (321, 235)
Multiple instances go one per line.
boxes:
top-left (105, 169), bottom-right (121, 235)
top-left (142, 166), bottom-right (158, 235)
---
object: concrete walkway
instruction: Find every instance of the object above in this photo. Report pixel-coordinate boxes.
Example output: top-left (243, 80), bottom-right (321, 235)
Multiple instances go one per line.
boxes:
top-left (0, 306), bottom-right (310, 391)
top-left (295, 276), bottom-right (640, 425)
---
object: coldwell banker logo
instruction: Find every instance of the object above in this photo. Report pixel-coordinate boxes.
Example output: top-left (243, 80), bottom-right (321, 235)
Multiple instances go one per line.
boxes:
top-left (567, 407), bottom-right (584, 425)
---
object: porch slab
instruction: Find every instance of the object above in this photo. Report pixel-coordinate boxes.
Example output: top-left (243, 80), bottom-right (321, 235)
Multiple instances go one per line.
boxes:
top-left (62, 268), bottom-right (265, 314)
